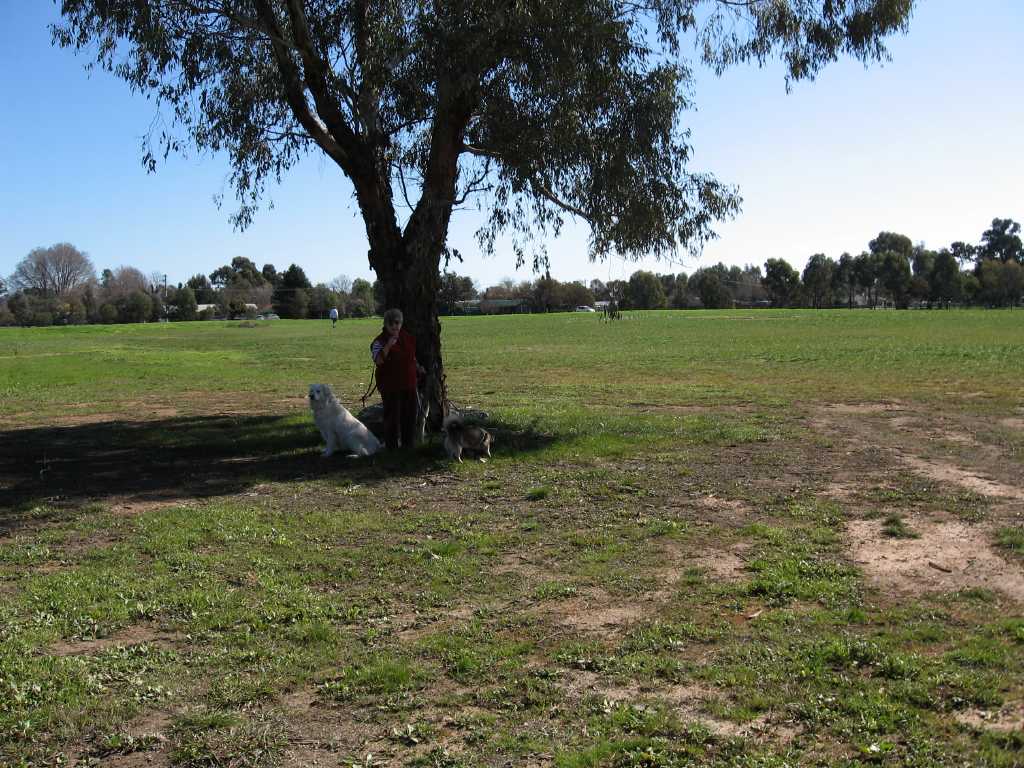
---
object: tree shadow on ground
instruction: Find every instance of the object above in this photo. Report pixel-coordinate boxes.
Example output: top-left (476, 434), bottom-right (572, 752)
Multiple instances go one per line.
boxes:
top-left (0, 412), bottom-right (557, 537)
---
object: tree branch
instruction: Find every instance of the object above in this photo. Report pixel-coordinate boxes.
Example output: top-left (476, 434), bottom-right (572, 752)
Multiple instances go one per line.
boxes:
top-left (249, 0), bottom-right (354, 173)
top-left (529, 177), bottom-right (591, 221)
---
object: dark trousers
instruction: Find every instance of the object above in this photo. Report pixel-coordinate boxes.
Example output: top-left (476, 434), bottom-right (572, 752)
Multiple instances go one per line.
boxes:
top-left (381, 389), bottom-right (417, 450)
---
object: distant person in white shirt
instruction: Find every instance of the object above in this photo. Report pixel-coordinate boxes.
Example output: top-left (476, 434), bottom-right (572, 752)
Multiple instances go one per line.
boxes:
top-left (329, 307), bottom-right (339, 328)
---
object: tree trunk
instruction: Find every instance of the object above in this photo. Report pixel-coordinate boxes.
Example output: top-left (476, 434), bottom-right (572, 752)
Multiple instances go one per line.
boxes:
top-left (353, 86), bottom-right (474, 443)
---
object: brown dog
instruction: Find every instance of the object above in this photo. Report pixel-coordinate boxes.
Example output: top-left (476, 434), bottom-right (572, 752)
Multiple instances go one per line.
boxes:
top-left (442, 415), bottom-right (493, 463)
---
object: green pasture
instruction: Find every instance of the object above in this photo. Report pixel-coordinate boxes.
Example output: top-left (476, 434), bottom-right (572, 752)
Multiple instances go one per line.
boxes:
top-left (1, 310), bottom-right (1023, 768)
top-left (2, 308), bottom-right (1022, 419)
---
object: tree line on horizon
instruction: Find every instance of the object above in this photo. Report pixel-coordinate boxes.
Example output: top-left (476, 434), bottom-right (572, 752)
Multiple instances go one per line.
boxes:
top-left (2, 217), bottom-right (1020, 327)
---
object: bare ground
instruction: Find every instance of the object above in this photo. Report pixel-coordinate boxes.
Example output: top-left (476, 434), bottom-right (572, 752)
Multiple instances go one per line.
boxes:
top-left (5, 396), bottom-right (1024, 764)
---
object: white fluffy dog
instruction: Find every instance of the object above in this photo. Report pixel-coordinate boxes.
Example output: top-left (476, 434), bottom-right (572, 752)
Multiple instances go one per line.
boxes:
top-left (308, 384), bottom-right (382, 458)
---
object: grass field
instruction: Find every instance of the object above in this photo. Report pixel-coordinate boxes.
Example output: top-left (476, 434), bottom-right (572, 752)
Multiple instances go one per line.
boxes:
top-left (1, 309), bottom-right (1023, 767)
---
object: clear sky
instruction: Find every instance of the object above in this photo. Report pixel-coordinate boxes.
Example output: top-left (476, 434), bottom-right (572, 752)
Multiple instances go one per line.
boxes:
top-left (1, 1), bottom-right (1021, 291)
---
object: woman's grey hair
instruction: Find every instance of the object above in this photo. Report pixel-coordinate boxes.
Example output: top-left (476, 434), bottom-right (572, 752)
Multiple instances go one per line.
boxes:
top-left (383, 308), bottom-right (403, 325)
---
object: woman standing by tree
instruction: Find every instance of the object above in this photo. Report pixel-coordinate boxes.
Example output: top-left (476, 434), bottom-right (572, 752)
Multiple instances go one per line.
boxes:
top-left (371, 309), bottom-right (423, 451)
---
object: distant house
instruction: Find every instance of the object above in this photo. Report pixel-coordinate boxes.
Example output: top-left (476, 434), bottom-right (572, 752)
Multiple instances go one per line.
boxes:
top-left (479, 298), bottom-right (529, 314)
top-left (453, 297), bottom-right (529, 315)
top-left (196, 304), bottom-right (218, 314)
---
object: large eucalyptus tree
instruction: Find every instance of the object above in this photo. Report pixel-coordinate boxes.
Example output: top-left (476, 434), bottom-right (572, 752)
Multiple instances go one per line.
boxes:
top-left (55, 0), bottom-right (914, 426)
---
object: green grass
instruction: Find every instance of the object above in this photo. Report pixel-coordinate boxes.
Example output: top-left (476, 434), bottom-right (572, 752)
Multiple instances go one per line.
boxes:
top-left (1, 310), bottom-right (1023, 767)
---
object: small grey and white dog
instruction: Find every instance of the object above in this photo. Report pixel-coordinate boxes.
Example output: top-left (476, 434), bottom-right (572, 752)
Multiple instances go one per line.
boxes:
top-left (442, 415), bottom-right (493, 463)
top-left (308, 383), bottom-right (382, 457)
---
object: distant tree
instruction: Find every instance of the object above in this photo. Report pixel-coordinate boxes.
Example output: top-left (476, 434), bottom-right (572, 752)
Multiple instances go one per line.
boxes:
top-left (732, 266), bottom-right (765, 306)
top-left (658, 273), bottom-right (678, 302)
top-left (692, 271), bottom-right (731, 309)
top-left (978, 218), bottom-right (1023, 264)
top-left (10, 243), bottom-right (96, 297)
top-left (211, 256), bottom-right (266, 289)
top-left (186, 273), bottom-right (218, 304)
top-left (879, 251), bottom-right (912, 308)
top-left (32, 308), bottom-right (56, 326)
top-left (911, 246), bottom-right (935, 280)
top-left (832, 252), bottom-right (856, 308)
top-left (930, 250), bottom-right (962, 307)
top-left (763, 258), bottom-right (801, 307)
top-left (950, 241), bottom-right (977, 268)
top-left (668, 273), bottom-right (691, 308)
top-left (119, 290), bottom-right (153, 323)
top-left (348, 278), bottom-right (375, 318)
top-left (961, 272), bottom-right (981, 305)
top-left (273, 264), bottom-right (313, 318)
top-left (172, 286), bottom-right (199, 320)
top-left (853, 252), bottom-right (881, 307)
top-left (261, 263), bottom-right (281, 287)
top-left (66, 299), bottom-right (88, 325)
top-left (869, 232), bottom-right (913, 261)
top-left (563, 281), bottom-right (596, 309)
top-left (212, 256), bottom-right (270, 312)
top-left (148, 291), bottom-right (165, 322)
top-left (81, 283), bottom-right (100, 321)
top-left (625, 271), bottom-right (666, 310)
top-left (978, 259), bottom-right (1023, 307)
top-left (7, 294), bottom-right (32, 326)
top-left (0, 277), bottom-right (7, 300)
top-left (372, 279), bottom-right (387, 315)
top-left (438, 272), bottom-right (478, 314)
top-left (329, 274), bottom-right (353, 295)
top-left (802, 253), bottom-right (835, 308)
top-left (909, 246), bottom-right (937, 306)
top-left (98, 302), bottom-right (119, 324)
top-left (104, 266), bottom-right (150, 303)
top-left (589, 279), bottom-right (609, 301)
top-left (0, 301), bottom-right (15, 327)
top-left (309, 284), bottom-right (343, 318)
top-left (530, 276), bottom-right (567, 312)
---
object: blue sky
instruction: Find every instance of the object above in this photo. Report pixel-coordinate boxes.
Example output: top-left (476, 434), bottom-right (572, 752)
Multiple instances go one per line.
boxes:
top-left (1, 0), bottom-right (1021, 290)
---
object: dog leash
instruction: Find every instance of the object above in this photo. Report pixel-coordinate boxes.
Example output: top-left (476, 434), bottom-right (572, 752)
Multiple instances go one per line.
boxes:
top-left (360, 367), bottom-right (378, 408)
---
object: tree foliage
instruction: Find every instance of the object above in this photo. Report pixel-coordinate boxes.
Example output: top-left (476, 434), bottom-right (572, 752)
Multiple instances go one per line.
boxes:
top-left (10, 243), bottom-right (96, 297)
top-left (626, 271), bottom-right (666, 310)
top-left (438, 272), bottom-right (478, 314)
top-left (979, 218), bottom-right (1023, 264)
top-left (54, 0), bottom-right (914, 262)
top-left (802, 253), bottom-right (835, 309)
top-left (763, 258), bottom-right (800, 307)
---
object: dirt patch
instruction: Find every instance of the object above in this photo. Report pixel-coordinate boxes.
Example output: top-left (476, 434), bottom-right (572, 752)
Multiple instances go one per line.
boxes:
top-left (953, 700), bottom-right (1024, 732)
top-left (847, 519), bottom-right (1024, 602)
top-left (999, 418), bottom-right (1024, 432)
top-left (562, 669), bottom-right (642, 701)
top-left (658, 539), bottom-right (748, 586)
top-left (696, 495), bottom-right (753, 516)
top-left (823, 402), bottom-right (905, 415)
top-left (492, 551), bottom-right (559, 584)
top-left (396, 605), bottom-right (481, 642)
top-left (687, 545), bottom-right (749, 584)
top-left (49, 624), bottom-right (185, 656)
top-left (898, 454), bottom-right (1023, 500)
top-left (822, 481), bottom-right (860, 502)
top-left (546, 589), bottom-right (648, 635)
top-left (282, 743), bottom-right (342, 767)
